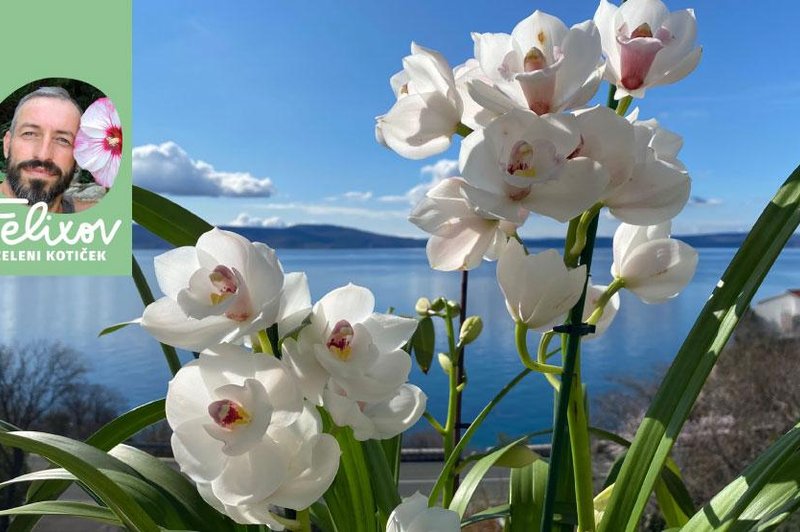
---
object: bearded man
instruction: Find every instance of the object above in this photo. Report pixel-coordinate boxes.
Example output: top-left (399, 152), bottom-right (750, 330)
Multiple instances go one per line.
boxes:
top-left (1, 87), bottom-right (91, 213)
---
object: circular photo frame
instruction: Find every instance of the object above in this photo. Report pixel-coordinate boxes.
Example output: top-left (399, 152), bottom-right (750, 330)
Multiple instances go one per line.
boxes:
top-left (0, 78), bottom-right (122, 214)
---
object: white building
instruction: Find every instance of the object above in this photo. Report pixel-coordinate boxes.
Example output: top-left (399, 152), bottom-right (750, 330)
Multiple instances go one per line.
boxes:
top-left (753, 290), bottom-right (800, 337)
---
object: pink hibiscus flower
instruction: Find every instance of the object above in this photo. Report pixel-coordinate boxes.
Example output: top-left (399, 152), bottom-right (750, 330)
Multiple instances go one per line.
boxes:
top-left (73, 97), bottom-right (123, 188)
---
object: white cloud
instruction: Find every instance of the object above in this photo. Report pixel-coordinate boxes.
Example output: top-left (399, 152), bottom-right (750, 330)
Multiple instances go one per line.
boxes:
top-left (325, 191), bottom-right (374, 202)
top-left (378, 158), bottom-right (459, 205)
top-left (133, 141), bottom-right (276, 197)
top-left (228, 212), bottom-right (286, 228)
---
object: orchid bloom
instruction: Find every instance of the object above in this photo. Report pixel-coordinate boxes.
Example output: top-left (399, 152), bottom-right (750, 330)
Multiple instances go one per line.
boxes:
top-left (469, 11), bottom-right (604, 116)
top-left (376, 43), bottom-right (463, 160)
top-left (594, 0), bottom-right (701, 99)
top-left (165, 345), bottom-right (340, 528)
top-left (387, 492), bottom-right (460, 532)
top-left (602, 111), bottom-right (690, 225)
top-left (408, 177), bottom-right (513, 271)
top-left (583, 282), bottom-right (620, 338)
top-left (140, 228), bottom-right (307, 351)
top-left (73, 97), bottom-right (123, 187)
top-left (497, 240), bottom-right (587, 330)
top-left (323, 380), bottom-right (426, 441)
top-left (282, 284), bottom-right (418, 407)
top-left (611, 222), bottom-right (698, 304)
top-left (459, 109), bottom-right (609, 223)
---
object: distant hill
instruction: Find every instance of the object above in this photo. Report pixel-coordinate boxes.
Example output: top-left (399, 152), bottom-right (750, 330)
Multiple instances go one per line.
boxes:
top-left (133, 224), bottom-right (800, 250)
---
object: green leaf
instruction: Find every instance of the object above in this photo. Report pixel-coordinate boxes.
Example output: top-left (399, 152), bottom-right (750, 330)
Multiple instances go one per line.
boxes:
top-left (109, 444), bottom-right (233, 532)
top-left (461, 504), bottom-right (511, 526)
top-left (380, 434), bottom-right (402, 487)
top-left (411, 316), bottom-right (435, 373)
top-left (132, 185), bottom-right (213, 247)
top-left (310, 501), bottom-right (338, 532)
top-left (98, 320), bottom-right (137, 336)
top-left (682, 422), bottom-right (800, 531)
top-left (0, 501), bottom-right (123, 526)
top-left (494, 443), bottom-right (539, 469)
top-left (509, 459), bottom-right (549, 531)
top-left (449, 436), bottom-right (529, 518)
top-left (0, 431), bottom-right (161, 531)
top-left (132, 255), bottom-right (183, 376)
top-left (655, 463), bottom-right (694, 527)
top-left (429, 368), bottom-right (533, 506)
top-left (361, 439), bottom-right (401, 522)
top-left (322, 418), bottom-right (378, 532)
top-left (598, 163), bottom-right (800, 532)
top-left (12, 400), bottom-right (166, 532)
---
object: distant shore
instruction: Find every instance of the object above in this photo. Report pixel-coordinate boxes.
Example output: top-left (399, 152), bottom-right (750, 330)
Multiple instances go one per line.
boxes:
top-left (133, 224), bottom-right (800, 250)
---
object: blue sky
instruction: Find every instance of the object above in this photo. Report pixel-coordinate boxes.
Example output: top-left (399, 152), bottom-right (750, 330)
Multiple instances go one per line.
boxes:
top-left (133, 1), bottom-right (800, 238)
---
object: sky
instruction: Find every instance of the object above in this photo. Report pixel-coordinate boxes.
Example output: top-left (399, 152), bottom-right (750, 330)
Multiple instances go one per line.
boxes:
top-left (132, 1), bottom-right (800, 238)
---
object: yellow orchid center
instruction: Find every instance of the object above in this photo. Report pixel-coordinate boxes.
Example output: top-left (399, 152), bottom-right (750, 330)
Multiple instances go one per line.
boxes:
top-left (326, 319), bottom-right (355, 361)
top-left (209, 265), bottom-right (238, 305)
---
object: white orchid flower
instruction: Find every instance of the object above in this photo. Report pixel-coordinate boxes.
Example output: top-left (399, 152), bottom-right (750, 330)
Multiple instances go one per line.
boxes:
top-left (165, 345), bottom-right (340, 528)
top-left (582, 283), bottom-right (621, 339)
top-left (594, 0), bottom-right (701, 99)
top-left (408, 177), bottom-right (514, 271)
top-left (376, 43), bottom-right (463, 160)
top-left (497, 240), bottom-right (587, 330)
top-left (282, 284), bottom-right (417, 405)
top-left (387, 492), bottom-right (460, 532)
top-left (323, 380), bottom-right (426, 441)
top-left (140, 228), bottom-right (307, 351)
top-left (611, 222), bottom-right (698, 304)
top-left (460, 109), bottom-right (609, 223)
top-left (469, 11), bottom-right (604, 116)
top-left (603, 113), bottom-right (690, 225)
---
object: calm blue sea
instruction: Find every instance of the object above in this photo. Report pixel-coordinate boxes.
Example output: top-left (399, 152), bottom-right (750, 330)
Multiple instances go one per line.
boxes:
top-left (2, 247), bottom-right (798, 447)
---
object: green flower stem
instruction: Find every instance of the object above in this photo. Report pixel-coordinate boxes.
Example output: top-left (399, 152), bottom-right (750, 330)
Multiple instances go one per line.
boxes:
top-left (567, 359), bottom-right (596, 531)
top-left (456, 122), bottom-right (473, 137)
top-left (429, 367), bottom-right (533, 507)
top-left (568, 203), bottom-right (603, 262)
top-left (537, 331), bottom-right (562, 391)
top-left (442, 304), bottom-right (461, 507)
top-left (268, 514), bottom-right (302, 531)
top-left (296, 508), bottom-right (311, 532)
top-left (616, 95), bottom-right (633, 116)
top-left (516, 323), bottom-right (564, 375)
top-left (257, 330), bottom-right (273, 355)
top-left (423, 411), bottom-right (446, 435)
top-left (541, 212), bottom-right (601, 532)
top-left (586, 278), bottom-right (625, 326)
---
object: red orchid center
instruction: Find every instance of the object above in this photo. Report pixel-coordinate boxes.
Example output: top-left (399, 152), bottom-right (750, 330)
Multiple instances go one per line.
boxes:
top-left (209, 265), bottom-right (239, 306)
top-left (208, 399), bottom-right (251, 429)
top-left (103, 126), bottom-right (123, 157)
top-left (327, 320), bottom-right (355, 361)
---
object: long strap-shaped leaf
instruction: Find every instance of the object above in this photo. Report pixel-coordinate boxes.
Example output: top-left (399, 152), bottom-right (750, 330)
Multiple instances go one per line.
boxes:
top-left (0, 431), bottom-right (161, 532)
top-left (0, 501), bottom-right (123, 527)
top-left (12, 399), bottom-right (166, 532)
top-left (682, 422), bottom-right (800, 531)
top-left (132, 185), bottom-right (213, 247)
top-left (598, 163), bottom-right (800, 532)
top-left (448, 436), bottom-right (529, 518)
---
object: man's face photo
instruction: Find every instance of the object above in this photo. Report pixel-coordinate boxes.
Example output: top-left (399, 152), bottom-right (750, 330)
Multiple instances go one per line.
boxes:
top-left (2, 96), bottom-right (81, 206)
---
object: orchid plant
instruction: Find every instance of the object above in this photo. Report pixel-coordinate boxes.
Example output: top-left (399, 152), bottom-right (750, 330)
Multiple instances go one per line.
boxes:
top-left (3, 1), bottom-right (800, 531)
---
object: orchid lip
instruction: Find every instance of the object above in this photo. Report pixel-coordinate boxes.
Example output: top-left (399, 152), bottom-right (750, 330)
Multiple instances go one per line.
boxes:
top-left (208, 399), bottom-right (251, 429)
top-left (326, 319), bottom-right (355, 361)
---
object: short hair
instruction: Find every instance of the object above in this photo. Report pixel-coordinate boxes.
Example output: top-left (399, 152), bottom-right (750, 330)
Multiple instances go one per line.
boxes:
top-left (9, 87), bottom-right (82, 135)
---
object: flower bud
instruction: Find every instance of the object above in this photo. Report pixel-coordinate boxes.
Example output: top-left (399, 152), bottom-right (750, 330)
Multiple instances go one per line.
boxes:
top-left (415, 297), bottom-right (432, 315)
top-left (430, 297), bottom-right (447, 312)
top-left (437, 352), bottom-right (453, 375)
top-left (458, 316), bottom-right (483, 345)
top-left (446, 300), bottom-right (461, 314)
